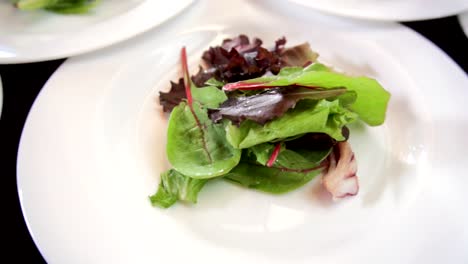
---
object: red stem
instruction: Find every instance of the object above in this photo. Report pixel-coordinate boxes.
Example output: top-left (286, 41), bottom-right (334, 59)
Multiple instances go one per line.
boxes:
top-left (266, 143), bottom-right (282, 167)
top-left (181, 47), bottom-right (213, 162)
top-left (181, 47), bottom-right (193, 106)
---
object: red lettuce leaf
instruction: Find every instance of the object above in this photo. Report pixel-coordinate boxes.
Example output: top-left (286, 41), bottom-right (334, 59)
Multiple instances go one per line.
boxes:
top-left (221, 34), bottom-right (262, 54)
top-left (191, 66), bottom-right (218, 87)
top-left (198, 35), bottom-right (285, 84)
top-left (209, 88), bottom-right (346, 125)
top-left (159, 78), bottom-right (186, 112)
top-left (275, 37), bottom-right (287, 53)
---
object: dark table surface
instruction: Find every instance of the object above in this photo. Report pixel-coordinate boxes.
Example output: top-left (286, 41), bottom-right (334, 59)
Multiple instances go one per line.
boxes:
top-left (2, 16), bottom-right (467, 263)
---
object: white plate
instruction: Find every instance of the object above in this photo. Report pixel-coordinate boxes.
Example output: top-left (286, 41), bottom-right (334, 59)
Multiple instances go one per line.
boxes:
top-left (0, 0), bottom-right (193, 64)
top-left (17, 0), bottom-right (468, 263)
top-left (459, 12), bottom-right (468, 37)
top-left (288, 0), bottom-right (468, 21)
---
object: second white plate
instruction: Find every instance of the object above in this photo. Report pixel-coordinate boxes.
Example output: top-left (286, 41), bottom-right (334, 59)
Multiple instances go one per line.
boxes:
top-left (289, 0), bottom-right (468, 21)
top-left (0, 0), bottom-right (193, 64)
top-left (459, 11), bottom-right (468, 37)
top-left (0, 74), bottom-right (3, 118)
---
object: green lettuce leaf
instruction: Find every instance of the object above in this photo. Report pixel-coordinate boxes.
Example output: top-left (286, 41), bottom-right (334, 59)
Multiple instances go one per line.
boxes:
top-left (204, 78), bottom-right (225, 88)
top-left (191, 85), bottom-right (227, 108)
top-left (333, 90), bottom-right (357, 107)
top-left (150, 169), bottom-right (208, 208)
top-left (226, 99), bottom-right (357, 149)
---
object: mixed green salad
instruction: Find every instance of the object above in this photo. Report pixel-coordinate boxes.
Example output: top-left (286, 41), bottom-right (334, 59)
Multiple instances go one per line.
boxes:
top-left (12, 0), bottom-right (98, 14)
top-left (150, 35), bottom-right (390, 208)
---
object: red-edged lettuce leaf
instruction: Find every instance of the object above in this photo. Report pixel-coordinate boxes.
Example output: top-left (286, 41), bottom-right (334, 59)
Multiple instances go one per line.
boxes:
top-left (222, 65), bottom-right (391, 126)
top-left (209, 88), bottom-right (346, 126)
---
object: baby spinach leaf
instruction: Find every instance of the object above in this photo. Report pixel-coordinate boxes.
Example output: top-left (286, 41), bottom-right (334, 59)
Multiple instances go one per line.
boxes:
top-left (225, 135), bottom-right (331, 194)
top-left (224, 162), bottom-right (323, 194)
top-left (265, 147), bottom-right (330, 169)
top-left (167, 101), bottom-right (241, 179)
top-left (247, 139), bottom-right (331, 170)
top-left (150, 169), bottom-right (208, 208)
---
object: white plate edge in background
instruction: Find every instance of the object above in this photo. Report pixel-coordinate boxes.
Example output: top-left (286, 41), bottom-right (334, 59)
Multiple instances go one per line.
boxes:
top-left (288, 0), bottom-right (468, 21)
top-left (459, 11), bottom-right (468, 37)
top-left (0, 74), bottom-right (3, 118)
top-left (0, 0), bottom-right (194, 64)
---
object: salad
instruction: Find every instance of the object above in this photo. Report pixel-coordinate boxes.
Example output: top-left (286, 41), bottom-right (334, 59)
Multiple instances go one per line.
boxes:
top-left (12, 0), bottom-right (98, 13)
top-left (150, 35), bottom-right (390, 208)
